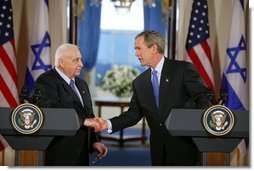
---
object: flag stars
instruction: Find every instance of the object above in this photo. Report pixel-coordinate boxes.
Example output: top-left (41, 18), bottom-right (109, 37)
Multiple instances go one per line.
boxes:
top-left (185, 0), bottom-right (210, 49)
top-left (1, 14), bottom-right (4, 18)
top-left (2, 6), bottom-right (6, 10)
top-left (5, 32), bottom-right (9, 37)
top-left (8, 16), bottom-right (11, 20)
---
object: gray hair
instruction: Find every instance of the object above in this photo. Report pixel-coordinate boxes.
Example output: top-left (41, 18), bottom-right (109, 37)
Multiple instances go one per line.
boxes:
top-left (135, 30), bottom-right (165, 54)
top-left (54, 43), bottom-right (80, 66)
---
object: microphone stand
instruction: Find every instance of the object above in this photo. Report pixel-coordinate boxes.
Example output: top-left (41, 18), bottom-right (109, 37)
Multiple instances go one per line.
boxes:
top-left (19, 86), bottom-right (29, 104)
top-left (32, 88), bottom-right (41, 106)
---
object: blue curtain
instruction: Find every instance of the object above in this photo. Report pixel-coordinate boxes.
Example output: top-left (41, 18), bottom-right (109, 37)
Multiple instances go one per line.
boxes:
top-left (78, 0), bottom-right (101, 72)
top-left (144, 0), bottom-right (166, 37)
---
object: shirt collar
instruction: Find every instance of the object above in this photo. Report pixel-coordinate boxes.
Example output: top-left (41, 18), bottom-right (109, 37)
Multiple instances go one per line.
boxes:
top-left (55, 67), bottom-right (74, 84)
top-left (151, 57), bottom-right (164, 74)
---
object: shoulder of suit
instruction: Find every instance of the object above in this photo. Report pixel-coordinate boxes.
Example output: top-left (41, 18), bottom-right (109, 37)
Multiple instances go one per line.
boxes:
top-left (37, 68), bottom-right (54, 79)
top-left (133, 68), bottom-right (150, 83)
top-left (75, 76), bottom-right (88, 86)
top-left (166, 58), bottom-right (192, 67)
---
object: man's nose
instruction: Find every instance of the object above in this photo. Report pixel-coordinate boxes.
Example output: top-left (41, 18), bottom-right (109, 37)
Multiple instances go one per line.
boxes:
top-left (79, 59), bottom-right (83, 67)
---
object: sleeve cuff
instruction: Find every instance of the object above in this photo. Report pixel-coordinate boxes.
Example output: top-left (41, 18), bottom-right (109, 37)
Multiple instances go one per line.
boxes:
top-left (106, 119), bottom-right (113, 133)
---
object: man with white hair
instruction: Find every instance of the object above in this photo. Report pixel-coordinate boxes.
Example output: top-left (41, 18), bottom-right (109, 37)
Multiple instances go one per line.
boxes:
top-left (31, 43), bottom-right (107, 166)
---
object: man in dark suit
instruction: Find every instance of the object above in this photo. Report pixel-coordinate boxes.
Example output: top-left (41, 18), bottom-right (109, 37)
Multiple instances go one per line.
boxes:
top-left (85, 30), bottom-right (211, 166)
top-left (31, 43), bottom-right (107, 166)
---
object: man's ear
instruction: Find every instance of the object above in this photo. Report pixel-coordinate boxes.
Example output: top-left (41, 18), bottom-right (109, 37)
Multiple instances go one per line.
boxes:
top-left (59, 59), bottom-right (64, 68)
top-left (151, 44), bottom-right (158, 53)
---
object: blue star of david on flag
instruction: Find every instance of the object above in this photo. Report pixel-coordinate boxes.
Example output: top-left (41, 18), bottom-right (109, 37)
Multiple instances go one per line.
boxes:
top-left (221, 0), bottom-right (247, 110)
top-left (226, 35), bottom-right (247, 82)
top-left (31, 31), bottom-right (51, 72)
top-left (25, 0), bottom-right (51, 95)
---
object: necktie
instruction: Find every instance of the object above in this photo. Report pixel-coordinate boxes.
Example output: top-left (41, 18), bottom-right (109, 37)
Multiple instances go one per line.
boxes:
top-left (70, 80), bottom-right (84, 106)
top-left (152, 70), bottom-right (159, 107)
top-left (70, 80), bottom-right (79, 97)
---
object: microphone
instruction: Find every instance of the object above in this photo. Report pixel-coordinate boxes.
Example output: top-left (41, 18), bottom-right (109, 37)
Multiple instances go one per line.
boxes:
top-left (32, 88), bottom-right (41, 105)
top-left (207, 89), bottom-right (216, 105)
top-left (220, 89), bottom-right (228, 105)
top-left (19, 86), bottom-right (29, 104)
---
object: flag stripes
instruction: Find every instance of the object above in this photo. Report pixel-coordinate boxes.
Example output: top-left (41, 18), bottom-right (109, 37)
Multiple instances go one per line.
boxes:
top-left (185, 0), bottom-right (215, 91)
top-left (0, 0), bottom-right (19, 153)
top-left (186, 41), bottom-right (214, 90)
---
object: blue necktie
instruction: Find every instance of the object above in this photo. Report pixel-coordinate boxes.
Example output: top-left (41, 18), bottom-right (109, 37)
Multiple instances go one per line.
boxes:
top-left (152, 70), bottom-right (159, 107)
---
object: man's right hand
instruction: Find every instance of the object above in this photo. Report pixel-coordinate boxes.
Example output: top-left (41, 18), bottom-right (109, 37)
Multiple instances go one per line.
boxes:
top-left (84, 117), bottom-right (108, 132)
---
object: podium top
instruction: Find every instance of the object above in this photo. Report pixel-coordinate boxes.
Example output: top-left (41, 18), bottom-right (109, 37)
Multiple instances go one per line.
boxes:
top-left (165, 108), bottom-right (249, 138)
top-left (0, 107), bottom-right (80, 136)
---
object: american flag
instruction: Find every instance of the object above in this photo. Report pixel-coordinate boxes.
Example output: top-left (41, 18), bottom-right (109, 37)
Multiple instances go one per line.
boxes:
top-left (0, 0), bottom-right (19, 151)
top-left (185, 0), bottom-right (214, 91)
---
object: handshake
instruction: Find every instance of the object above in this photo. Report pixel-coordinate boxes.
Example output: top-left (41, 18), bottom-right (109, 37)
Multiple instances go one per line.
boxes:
top-left (84, 117), bottom-right (108, 132)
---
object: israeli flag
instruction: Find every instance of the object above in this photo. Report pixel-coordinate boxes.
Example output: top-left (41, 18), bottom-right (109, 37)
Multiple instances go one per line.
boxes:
top-left (25, 0), bottom-right (51, 94)
top-left (221, 0), bottom-right (248, 110)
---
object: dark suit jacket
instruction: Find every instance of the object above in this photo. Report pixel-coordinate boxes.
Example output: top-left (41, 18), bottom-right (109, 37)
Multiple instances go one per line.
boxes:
top-left (31, 68), bottom-right (98, 166)
top-left (110, 58), bottom-right (211, 166)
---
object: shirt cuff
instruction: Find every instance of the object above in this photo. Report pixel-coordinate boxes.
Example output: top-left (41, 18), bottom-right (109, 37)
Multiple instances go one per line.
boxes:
top-left (106, 119), bottom-right (113, 133)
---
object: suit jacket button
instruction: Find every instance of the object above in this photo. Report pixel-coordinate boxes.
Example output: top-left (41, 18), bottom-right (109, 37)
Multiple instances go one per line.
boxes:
top-left (159, 123), bottom-right (162, 126)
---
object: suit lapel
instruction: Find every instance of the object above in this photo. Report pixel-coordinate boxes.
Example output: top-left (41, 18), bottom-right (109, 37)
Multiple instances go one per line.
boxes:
top-left (52, 69), bottom-right (84, 108)
top-left (75, 78), bottom-right (91, 109)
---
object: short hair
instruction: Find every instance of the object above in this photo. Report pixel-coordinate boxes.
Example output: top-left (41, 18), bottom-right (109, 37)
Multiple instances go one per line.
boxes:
top-left (135, 30), bottom-right (165, 54)
top-left (54, 43), bottom-right (80, 66)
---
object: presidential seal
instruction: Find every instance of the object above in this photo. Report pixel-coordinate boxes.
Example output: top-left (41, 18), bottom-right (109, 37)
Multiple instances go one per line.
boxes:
top-left (203, 105), bottom-right (234, 136)
top-left (11, 103), bottom-right (44, 134)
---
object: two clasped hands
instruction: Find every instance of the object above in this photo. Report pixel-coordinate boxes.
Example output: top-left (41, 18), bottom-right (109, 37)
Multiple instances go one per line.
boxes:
top-left (84, 117), bottom-right (108, 132)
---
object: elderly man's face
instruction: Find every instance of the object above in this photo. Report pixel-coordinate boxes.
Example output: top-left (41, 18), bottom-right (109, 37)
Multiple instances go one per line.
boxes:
top-left (59, 48), bottom-right (83, 79)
